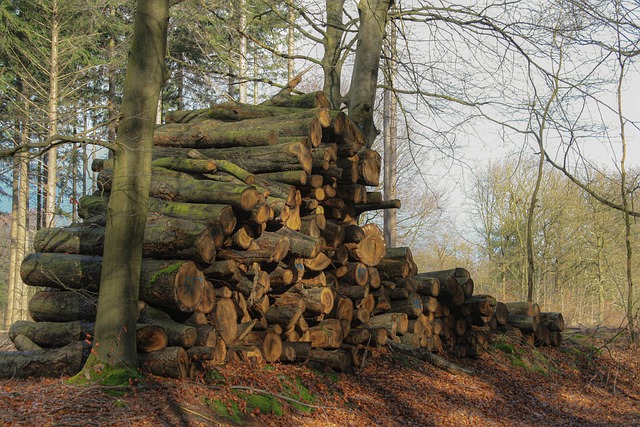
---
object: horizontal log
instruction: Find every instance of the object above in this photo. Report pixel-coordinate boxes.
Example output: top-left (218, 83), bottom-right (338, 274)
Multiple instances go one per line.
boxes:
top-left (308, 319), bottom-right (345, 349)
top-left (28, 291), bottom-right (97, 322)
top-left (541, 312), bottom-right (564, 332)
top-left (138, 304), bottom-right (197, 348)
top-left (79, 196), bottom-right (236, 235)
top-left (263, 91), bottom-right (331, 109)
top-left (156, 139), bottom-right (314, 175)
top-left (0, 343), bottom-right (84, 378)
top-left (345, 224), bottom-right (386, 267)
top-left (139, 346), bottom-right (190, 379)
top-left (154, 120), bottom-right (280, 148)
top-left (9, 320), bottom-right (93, 348)
top-left (33, 216), bottom-right (222, 265)
top-left (151, 156), bottom-right (218, 174)
top-left (21, 254), bottom-right (205, 312)
top-left (207, 102), bottom-right (331, 127)
top-left (137, 324), bottom-right (169, 353)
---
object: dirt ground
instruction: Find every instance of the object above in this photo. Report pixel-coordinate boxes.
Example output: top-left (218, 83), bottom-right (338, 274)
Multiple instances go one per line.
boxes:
top-left (0, 328), bottom-right (638, 427)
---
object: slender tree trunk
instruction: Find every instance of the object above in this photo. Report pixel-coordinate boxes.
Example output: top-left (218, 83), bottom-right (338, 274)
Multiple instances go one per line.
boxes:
top-left (287, 3), bottom-right (295, 81)
top-left (617, 59), bottom-right (635, 341)
top-left (84, 0), bottom-right (172, 375)
top-left (108, 7), bottom-right (117, 146)
top-left (15, 118), bottom-right (31, 320)
top-left (237, 0), bottom-right (247, 103)
top-left (5, 127), bottom-right (20, 329)
top-left (526, 46), bottom-right (561, 303)
top-left (5, 113), bottom-right (30, 327)
top-left (596, 233), bottom-right (605, 324)
top-left (348, 0), bottom-right (392, 146)
top-left (322, 0), bottom-right (345, 109)
top-left (383, 16), bottom-right (397, 247)
top-left (36, 157), bottom-right (44, 230)
top-left (45, 0), bottom-right (60, 227)
top-left (526, 149), bottom-right (543, 303)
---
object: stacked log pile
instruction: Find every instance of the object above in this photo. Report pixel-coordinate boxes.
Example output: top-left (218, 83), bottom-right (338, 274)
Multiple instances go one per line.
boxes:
top-left (8, 89), bottom-right (564, 378)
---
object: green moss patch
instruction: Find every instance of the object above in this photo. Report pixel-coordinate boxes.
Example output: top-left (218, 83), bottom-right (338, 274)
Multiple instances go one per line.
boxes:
top-left (202, 374), bottom-right (318, 425)
top-left (203, 396), bottom-right (245, 424)
top-left (279, 375), bottom-right (317, 413)
top-left (149, 261), bottom-right (183, 286)
top-left (67, 355), bottom-right (141, 396)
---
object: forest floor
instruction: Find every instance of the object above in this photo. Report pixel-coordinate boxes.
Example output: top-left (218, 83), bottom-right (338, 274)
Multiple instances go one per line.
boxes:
top-left (0, 327), bottom-right (638, 427)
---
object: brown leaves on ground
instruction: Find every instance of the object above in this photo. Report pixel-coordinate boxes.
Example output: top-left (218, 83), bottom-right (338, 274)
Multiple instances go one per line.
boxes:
top-left (0, 328), bottom-right (638, 427)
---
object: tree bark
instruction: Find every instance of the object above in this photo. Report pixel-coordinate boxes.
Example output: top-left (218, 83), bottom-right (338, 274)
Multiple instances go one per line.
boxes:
top-left (87, 0), bottom-right (172, 374)
top-left (79, 196), bottom-right (237, 235)
top-left (348, 0), bottom-right (393, 146)
top-left (28, 291), bottom-right (98, 322)
top-left (34, 216), bottom-right (221, 265)
top-left (0, 343), bottom-right (84, 378)
top-left (22, 253), bottom-right (205, 312)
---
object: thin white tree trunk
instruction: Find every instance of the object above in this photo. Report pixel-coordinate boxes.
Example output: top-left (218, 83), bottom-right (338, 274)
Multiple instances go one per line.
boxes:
top-left (287, 3), bottom-right (295, 81)
top-left (45, 0), bottom-right (60, 227)
top-left (5, 145), bottom-right (20, 328)
top-left (238, 0), bottom-right (247, 103)
top-left (383, 17), bottom-right (397, 247)
top-left (616, 58), bottom-right (634, 339)
top-left (15, 149), bottom-right (30, 320)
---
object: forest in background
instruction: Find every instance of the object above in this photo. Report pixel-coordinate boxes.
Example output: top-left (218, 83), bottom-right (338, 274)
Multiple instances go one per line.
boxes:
top-left (0, 0), bottom-right (638, 333)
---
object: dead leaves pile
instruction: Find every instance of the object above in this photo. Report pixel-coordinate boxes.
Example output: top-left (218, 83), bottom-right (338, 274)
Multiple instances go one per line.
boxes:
top-left (0, 330), bottom-right (638, 426)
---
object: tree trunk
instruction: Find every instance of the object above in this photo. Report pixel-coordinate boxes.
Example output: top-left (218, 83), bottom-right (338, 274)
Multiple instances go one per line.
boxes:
top-left (86, 0), bottom-right (172, 375)
top-left (45, 0), bottom-right (60, 228)
top-left (383, 19), bottom-right (398, 245)
top-left (348, 0), bottom-right (393, 146)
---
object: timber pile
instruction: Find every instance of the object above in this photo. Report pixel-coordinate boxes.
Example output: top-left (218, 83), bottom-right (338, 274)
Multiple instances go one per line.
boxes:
top-left (7, 88), bottom-right (564, 378)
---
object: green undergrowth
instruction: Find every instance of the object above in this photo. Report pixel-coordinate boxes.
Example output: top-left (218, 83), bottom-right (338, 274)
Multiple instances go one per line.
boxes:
top-left (560, 336), bottom-right (602, 371)
top-left (493, 337), bottom-right (556, 375)
top-left (203, 370), bottom-right (317, 425)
